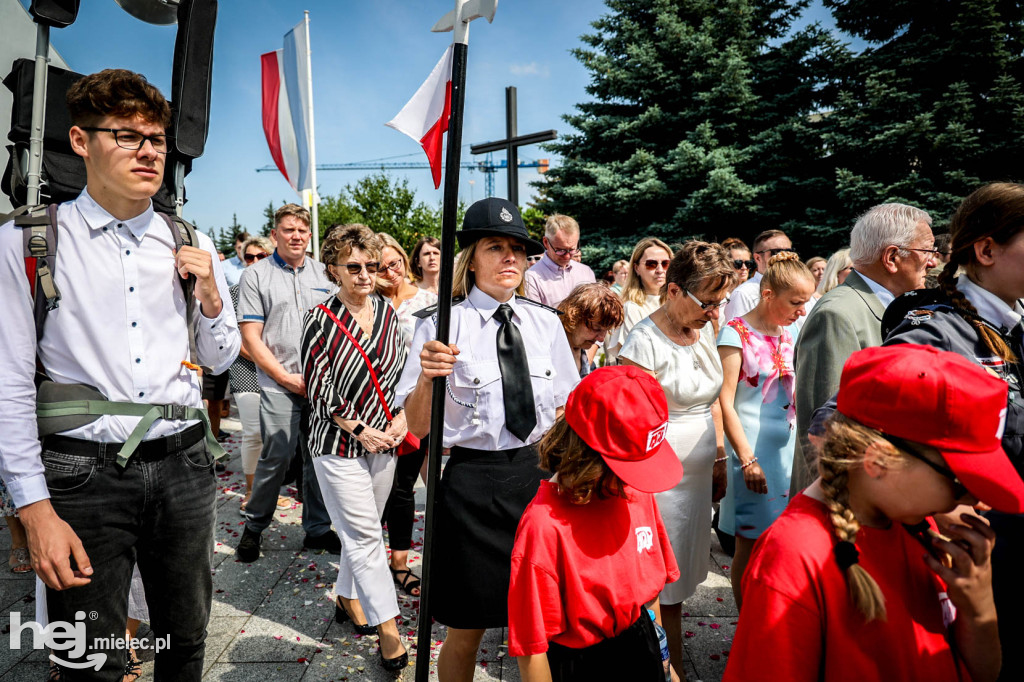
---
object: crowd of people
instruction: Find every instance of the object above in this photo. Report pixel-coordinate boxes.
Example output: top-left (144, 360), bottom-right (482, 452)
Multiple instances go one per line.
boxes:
top-left (2, 67), bottom-right (1024, 682)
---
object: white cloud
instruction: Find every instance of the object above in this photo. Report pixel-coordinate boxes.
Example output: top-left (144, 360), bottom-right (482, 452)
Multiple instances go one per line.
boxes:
top-left (509, 61), bottom-right (550, 77)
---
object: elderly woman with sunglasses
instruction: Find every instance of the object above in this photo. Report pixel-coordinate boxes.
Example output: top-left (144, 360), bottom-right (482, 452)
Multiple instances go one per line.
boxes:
top-left (375, 232), bottom-right (437, 599)
top-left (300, 224), bottom-right (410, 673)
top-left (606, 237), bottom-right (674, 363)
top-left (618, 241), bottom-right (736, 678)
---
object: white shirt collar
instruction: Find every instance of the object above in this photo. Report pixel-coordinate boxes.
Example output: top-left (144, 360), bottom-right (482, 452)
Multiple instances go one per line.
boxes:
top-left (854, 270), bottom-right (895, 309)
top-left (958, 276), bottom-right (1024, 331)
top-left (468, 285), bottom-right (520, 322)
top-left (75, 188), bottom-right (155, 240)
top-left (750, 271), bottom-right (763, 285)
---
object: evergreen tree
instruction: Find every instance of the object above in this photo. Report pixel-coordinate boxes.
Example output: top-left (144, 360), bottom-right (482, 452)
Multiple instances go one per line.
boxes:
top-left (819, 0), bottom-right (1024, 237)
top-left (262, 201), bottom-right (277, 236)
top-left (537, 0), bottom-right (842, 269)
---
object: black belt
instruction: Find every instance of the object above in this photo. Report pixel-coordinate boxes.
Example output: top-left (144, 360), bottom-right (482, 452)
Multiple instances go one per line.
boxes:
top-left (449, 443), bottom-right (537, 459)
top-left (43, 422), bottom-right (205, 461)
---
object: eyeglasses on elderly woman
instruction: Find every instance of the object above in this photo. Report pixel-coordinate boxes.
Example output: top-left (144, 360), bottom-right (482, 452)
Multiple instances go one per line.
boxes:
top-left (338, 261), bottom-right (381, 275)
top-left (685, 289), bottom-right (730, 311)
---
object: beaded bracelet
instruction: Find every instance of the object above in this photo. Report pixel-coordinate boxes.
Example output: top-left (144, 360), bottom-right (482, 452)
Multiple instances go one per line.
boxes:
top-left (714, 456), bottom-right (728, 463)
top-left (740, 456), bottom-right (759, 470)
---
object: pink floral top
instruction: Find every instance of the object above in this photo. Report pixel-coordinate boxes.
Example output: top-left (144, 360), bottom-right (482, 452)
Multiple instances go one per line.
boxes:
top-left (725, 317), bottom-right (797, 426)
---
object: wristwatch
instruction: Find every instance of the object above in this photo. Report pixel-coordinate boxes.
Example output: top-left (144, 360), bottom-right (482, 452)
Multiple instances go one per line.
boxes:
top-left (352, 422), bottom-right (366, 437)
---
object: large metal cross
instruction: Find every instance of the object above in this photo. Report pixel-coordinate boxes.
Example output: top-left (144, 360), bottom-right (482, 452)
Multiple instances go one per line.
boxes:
top-left (470, 86), bottom-right (556, 206)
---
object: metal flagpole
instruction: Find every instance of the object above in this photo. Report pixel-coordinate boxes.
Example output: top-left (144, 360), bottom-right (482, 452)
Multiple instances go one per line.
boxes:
top-left (303, 10), bottom-right (321, 259)
top-left (415, 3), bottom-right (497, 679)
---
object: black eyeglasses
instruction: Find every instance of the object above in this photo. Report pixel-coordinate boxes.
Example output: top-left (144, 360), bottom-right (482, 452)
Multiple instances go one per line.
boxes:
top-left (243, 252), bottom-right (270, 263)
top-left (380, 259), bottom-right (405, 273)
top-left (685, 289), bottom-right (730, 311)
top-left (733, 259), bottom-right (756, 270)
top-left (81, 127), bottom-right (170, 154)
top-left (338, 262), bottom-right (380, 275)
top-left (755, 247), bottom-right (797, 257)
top-left (881, 434), bottom-right (969, 500)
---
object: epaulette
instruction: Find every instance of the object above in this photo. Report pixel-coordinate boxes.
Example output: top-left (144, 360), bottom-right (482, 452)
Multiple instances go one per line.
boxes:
top-left (515, 295), bottom-right (563, 315)
top-left (412, 296), bottom-right (466, 319)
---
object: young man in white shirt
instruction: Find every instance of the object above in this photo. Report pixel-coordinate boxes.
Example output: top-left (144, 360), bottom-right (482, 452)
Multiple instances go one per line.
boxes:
top-left (0, 68), bottom-right (239, 679)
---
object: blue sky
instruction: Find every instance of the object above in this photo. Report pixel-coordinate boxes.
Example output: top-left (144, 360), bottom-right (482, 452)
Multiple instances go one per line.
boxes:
top-left (24, 0), bottom-right (843, 238)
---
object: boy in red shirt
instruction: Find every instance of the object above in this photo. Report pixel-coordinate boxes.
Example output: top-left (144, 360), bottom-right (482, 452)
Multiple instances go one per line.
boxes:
top-left (509, 365), bottom-right (682, 681)
top-left (724, 345), bottom-right (1024, 682)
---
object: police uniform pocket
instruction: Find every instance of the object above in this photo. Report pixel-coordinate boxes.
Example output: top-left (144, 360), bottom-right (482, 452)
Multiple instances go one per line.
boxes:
top-left (41, 450), bottom-right (96, 494)
top-left (450, 360), bottom-right (501, 425)
top-left (527, 356), bottom-right (556, 428)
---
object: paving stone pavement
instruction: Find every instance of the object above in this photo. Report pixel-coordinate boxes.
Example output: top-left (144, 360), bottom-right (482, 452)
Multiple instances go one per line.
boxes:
top-left (1, 415), bottom-right (736, 681)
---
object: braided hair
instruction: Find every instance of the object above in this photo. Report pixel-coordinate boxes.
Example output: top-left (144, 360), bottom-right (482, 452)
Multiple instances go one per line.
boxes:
top-left (819, 414), bottom-right (892, 622)
top-left (938, 183), bottom-right (1024, 363)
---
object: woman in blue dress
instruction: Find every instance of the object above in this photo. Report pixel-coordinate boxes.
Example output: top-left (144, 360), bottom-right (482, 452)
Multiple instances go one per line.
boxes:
top-left (717, 252), bottom-right (816, 608)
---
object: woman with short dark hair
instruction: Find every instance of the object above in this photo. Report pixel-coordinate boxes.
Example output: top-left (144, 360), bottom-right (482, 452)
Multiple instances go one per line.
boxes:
top-left (301, 223), bottom-right (409, 673)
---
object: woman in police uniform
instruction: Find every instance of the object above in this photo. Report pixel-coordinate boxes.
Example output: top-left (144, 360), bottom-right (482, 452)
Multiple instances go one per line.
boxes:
top-left (396, 198), bottom-right (579, 682)
top-left (881, 182), bottom-right (1024, 680)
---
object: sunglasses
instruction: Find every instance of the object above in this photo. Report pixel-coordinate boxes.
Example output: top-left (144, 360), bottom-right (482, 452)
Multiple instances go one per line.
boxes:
top-left (338, 262), bottom-right (380, 275)
top-left (755, 247), bottom-right (797, 257)
top-left (243, 252), bottom-right (270, 263)
top-left (685, 289), bottom-right (730, 311)
top-left (643, 259), bottom-right (671, 270)
top-left (733, 259), bottom-right (756, 271)
top-left (881, 434), bottom-right (969, 500)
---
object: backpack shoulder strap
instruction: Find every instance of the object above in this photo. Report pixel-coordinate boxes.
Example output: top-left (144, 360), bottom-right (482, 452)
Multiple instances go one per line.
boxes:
top-left (157, 212), bottom-right (201, 370)
top-left (15, 204), bottom-right (60, 341)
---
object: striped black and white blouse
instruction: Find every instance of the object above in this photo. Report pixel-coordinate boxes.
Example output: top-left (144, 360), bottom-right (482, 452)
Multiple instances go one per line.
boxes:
top-left (301, 292), bottom-right (408, 458)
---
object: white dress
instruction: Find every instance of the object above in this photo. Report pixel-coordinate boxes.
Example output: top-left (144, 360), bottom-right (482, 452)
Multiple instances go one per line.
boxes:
top-left (606, 293), bottom-right (661, 364)
top-left (618, 316), bottom-right (724, 604)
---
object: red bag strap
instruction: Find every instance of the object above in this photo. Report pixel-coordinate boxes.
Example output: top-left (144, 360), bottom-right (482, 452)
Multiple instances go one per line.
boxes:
top-left (316, 303), bottom-right (394, 421)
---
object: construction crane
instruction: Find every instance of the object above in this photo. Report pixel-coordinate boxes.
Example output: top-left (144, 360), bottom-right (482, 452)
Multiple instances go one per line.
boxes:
top-left (255, 152), bottom-right (549, 198)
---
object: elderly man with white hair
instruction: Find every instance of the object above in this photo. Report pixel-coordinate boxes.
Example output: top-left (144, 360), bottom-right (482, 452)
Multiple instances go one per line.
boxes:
top-left (790, 203), bottom-right (937, 495)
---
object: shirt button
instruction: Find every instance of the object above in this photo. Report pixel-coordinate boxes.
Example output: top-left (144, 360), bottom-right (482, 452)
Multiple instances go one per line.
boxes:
top-left (135, 358), bottom-right (141, 363)
top-left (131, 322), bottom-right (137, 327)
top-left (125, 249), bottom-right (131, 255)
top-left (473, 378), bottom-right (480, 385)
top-left (102, 226), bottom-right (108, 232)
top-left (118, 223), bottom-right (124, 229)
top-left (545, 370), bottom-right (551, 376)
top-left (218, 345), bottom-right (223, 350)
top-left (129, 286), bottom-right (135, 292)
top-left (139, 392), bottom-right (144, 397)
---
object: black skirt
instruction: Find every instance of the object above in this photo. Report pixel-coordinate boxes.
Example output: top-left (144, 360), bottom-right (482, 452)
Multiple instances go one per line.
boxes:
top-left (546, 612), bottom-right (664, 682)
top-left (430, 444), bottom-right (547, 629)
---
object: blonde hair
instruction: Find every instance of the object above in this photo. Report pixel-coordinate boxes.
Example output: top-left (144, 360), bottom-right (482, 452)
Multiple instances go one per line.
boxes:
top-left (545, 214), bottom-right (580, 239)
top-left (242, 236), bottom-right (274, 256)
top-left (538, 417), bottom-right (626, 505)
top-left (621, 237), bottom-right (674, 305)
top-left (806, 256), bottom-right (826, 271)
top-left (760, 251), bottom-right (815, 295)
top-left (274, 203), bottom-right (311, 228)
top-left (818, 413), bottom-right (915, 622)
top-left (817, 248), bottom-right (852, 296)
top-left (452, 240), bottom-right (526, 298)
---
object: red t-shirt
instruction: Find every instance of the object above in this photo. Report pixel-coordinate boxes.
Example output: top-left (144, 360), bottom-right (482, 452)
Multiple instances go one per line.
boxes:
top-left (508, 480), bottom-right (680, 656)
top-left (723, 493), bottom-right (968, 682)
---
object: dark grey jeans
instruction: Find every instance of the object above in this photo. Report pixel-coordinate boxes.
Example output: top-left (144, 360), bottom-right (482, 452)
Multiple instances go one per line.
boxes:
top-left (43, 434), bottom-right (216, 682)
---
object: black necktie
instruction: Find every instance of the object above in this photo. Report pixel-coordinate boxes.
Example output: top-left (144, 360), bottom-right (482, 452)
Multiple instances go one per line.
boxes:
top-left (495, 303), bottom-right (537, 441)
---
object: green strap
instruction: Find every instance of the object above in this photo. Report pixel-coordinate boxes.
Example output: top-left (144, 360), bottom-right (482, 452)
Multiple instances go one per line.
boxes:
top-left (37, 400), bottom-right (227, 467)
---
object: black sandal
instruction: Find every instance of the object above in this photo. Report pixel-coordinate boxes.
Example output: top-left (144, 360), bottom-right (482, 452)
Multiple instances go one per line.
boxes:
top-left (389, 566), bottom-right (421, 596)
top-left (123, 649), bottom-right (142, 682)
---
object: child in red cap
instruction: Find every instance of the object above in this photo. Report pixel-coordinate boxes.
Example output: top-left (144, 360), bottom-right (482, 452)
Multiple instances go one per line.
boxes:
top-left (509, 365), bottom-right (684, 681)
top-left (724, 344), bottom-right (1024, 682)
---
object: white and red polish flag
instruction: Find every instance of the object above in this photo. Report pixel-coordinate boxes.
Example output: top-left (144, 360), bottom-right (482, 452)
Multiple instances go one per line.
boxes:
top-left (261, 21), bottom-right (314, 195)
top-left (386, 45), bottom-right (454, 189)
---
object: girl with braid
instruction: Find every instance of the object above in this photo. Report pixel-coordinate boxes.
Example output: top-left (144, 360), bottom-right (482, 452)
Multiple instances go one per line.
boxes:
top-left (880, 182), bottom-right (1024, 679)
top-left (724, 345), bottom-right (1024, 682)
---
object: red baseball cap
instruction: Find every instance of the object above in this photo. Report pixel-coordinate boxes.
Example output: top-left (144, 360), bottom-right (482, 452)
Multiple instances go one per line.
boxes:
top-left (836, 344), bottom-right (1024, 514)
top-left (565, 366), bottom-right (683, 493)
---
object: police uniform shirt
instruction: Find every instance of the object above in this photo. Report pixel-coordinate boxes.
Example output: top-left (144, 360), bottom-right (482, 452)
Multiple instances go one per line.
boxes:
top-left (395, 285), bottom-right (580, 450)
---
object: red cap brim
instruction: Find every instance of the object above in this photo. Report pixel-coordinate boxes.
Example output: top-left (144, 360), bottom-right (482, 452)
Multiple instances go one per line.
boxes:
top-left (944, 446), bottom-right (1024, 514)
top-left (602, 440), bottom-right (682, 494)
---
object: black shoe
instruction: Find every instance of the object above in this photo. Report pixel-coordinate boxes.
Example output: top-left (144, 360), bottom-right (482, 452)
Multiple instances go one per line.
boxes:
top-left (236, 527), bottom-right (262, 562)
top-left (379, 645), bottom-right (409, 674)
top-left (303, 530), bottom-right (341, 554)
top-left (215, 462), bottom-right (227, 472)
top-left (335, 598), bottom-right (377, 636)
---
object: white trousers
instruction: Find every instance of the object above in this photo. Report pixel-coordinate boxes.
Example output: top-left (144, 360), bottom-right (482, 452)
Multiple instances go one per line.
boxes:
top-left (312, 452), bottom-right (399, 626)
top-left (235, 391), bottom-right (262, 476)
